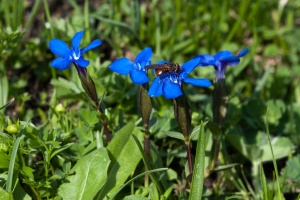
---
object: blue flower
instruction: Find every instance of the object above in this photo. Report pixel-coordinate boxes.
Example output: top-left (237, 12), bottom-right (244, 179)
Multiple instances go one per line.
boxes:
top-left (148, 58), bottom-right (212, 99)
top-left (49, 31), bottom-right (102, 70)
top-left (109, 47), bottom-right (152, 84)
top-left (196, 48), bottom-right (249, 80)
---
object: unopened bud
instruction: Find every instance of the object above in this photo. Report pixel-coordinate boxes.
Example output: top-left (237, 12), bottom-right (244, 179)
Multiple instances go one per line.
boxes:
top-left (55, 103), bottom-right (66, 113)
top-left (6, 124), bottom-right (18, 134)
top-left (0, 143), bottom-right (9, 152)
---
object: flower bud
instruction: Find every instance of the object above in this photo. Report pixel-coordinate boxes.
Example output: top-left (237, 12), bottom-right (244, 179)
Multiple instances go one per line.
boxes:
top-left (0, 143), bottom-right (9, 152)
top-left (55, 103), bottom-right (66, 113)
top-left (6, 124), bottom-right (18, 134)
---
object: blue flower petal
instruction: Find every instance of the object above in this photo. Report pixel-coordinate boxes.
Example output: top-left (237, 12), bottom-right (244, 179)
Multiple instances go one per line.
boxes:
top-left (182, 57), bottom-right (200, 74)
top-left (162, 79), bottom-right (183, 99)
top-left (49, 39), bottom-right (70, 57)
top-left (72, 31), bottom-right (84, 49)
top-left (81, 39), bottom-right (102, 53)
top-left (148, 77), bottom-right (163, 97)
top-left (183, 78), bottom-right (212, 87)
top-left (129, 70), bottom-right (149, 84)
top-left (214, 50), bottom-right (233, 60)
top-left (109, 58), bottom-right (135, 75)
top-left (219, 55), bottom-right (241, 66)
top-left (50, 57), bottom-right (72, 70)
top-left (238, 48), bottom-right (249, 57)
top-left (134, 47), bottom-right (152, 64)
top-left (196, 54), bottom-right (215, 66)
top-left (75, 57), bottom-right (90, 67)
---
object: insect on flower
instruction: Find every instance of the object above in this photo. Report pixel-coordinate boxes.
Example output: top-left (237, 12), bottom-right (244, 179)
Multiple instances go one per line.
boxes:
top-left (145, 62), bottom-right (181, 76)
top-left (148, 58), bottom-right (212, 99)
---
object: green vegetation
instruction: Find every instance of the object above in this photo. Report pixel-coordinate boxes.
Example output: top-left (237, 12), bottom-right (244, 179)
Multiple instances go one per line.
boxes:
top-left (0, 0), bottom-right (300, 199)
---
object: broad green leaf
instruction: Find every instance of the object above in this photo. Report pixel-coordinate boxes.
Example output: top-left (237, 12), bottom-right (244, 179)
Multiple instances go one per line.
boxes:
top-left (107, 123), bottom-right (135, 161)
top-left (266, 100), bottom-right (286, 126)
top-left (281, 155), bottom-right (300, 182)
top-left (58, 148), bottom-right (110, 200)
top-left (0, 187), bottom-right (9, 200)
top-left (0, 151), bottom-right (10, 169)
top-left (226, 130), bottom-right (294, 162)
top-left (260, 137), bottom-right (294, 162)
top-left (13, 181), bottom-right (31, 200)
top-left (78, 108), bottom-right (99, 126)
top-left (51, 77), bottom-right (81, 93)
top-left (96, 123), bottom-right (143, 199)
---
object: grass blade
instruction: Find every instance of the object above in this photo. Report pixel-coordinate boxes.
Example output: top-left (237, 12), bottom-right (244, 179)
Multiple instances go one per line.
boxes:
top-left (6, 120), bottom-right (29, 193)
top-left (189, 121), bottom-right (206, 200)
top-left (109, 168), bottom-right (168, 200)
top-left (260, 163), bottom-right (269, 200)
top-left (0, 98), bottom-right (14, 111)
top-left (265, 108), bottom-right (283, 199)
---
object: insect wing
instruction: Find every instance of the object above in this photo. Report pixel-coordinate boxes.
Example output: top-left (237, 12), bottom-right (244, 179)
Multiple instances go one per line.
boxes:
top-left (144, 64), bottom-right (167, 69)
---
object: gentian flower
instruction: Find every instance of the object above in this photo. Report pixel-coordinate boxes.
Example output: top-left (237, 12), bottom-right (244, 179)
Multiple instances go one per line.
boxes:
top-left (109, 47), bottom-right (152, 84)
top-left (49, 31), bottom-right (102, 70)
top-left (196, 48), bottom-right (249, 80)
top-left (148, 58), bottom-right (212, 99)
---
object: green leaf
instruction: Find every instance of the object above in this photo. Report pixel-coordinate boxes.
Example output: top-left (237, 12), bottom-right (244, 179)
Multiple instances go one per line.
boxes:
top-left (50, 143), bottom-right (74, 160)
top-left (0, 98), bottom-right (14, 112)
top-left (260, 137), bottom-right (294, 162)
top-left (0, 187), bottom-right (9, 200)
top-left (205, 120), bottom-right (221, 139)
top-left (78, 109), bottom-right (99, 126)
top-left (281, 155), bottom-right (300, 182)
top-left (0, 60), bottom-right (9, 113)
top-left (6, 120), bottom-right (29, 193)
top-left (123, 195), bottom-right (148, 200)
top-left (95, 123), bottom-right (143, 199)
top-left (109, 168), bottom-right (168, 200)
top-left (226, 130), bottom-right (294, 162)
top-left (58, 148), bottom-right (110, 200)
top-left (260, 164), bottom-right (269, 200)
top-left (266, 99), bottom-right (286, 126)
top-left (161, 130), bottom-right (184, 141)
top-left (212, 163), bottom-right (240, 172)
top-left (0, 151), bottom-right (10, 169)
top-left (51, 77), bottom-right (81, 93)
top-left (190, 125), bottom-right (200, 141)
top-left (189, 122), bottom-right (206, 200)
top-left (13, 181), bottom-right (32, 200)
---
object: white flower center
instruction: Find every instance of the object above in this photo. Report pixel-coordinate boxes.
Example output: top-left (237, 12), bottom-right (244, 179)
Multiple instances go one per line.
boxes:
top-left (72, 51), bottom-right (80, 60)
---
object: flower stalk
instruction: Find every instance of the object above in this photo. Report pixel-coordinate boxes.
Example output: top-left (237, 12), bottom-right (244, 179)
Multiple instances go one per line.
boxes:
top-left (173, 94), bottom-right (193, 175)
top-left (75, 63), bottom-right (111, 142)
top-left (138, 83), bottom-right (152, 186)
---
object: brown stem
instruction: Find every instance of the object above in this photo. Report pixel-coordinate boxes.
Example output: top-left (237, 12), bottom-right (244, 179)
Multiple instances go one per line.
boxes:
top-left (144, 134), bottom-right (150, 187)
top-left (96, 103), bottom-right (111, 142)
top-left (185, 141), bottom-right (193, 176)
top-left (209, 138), bottom-right (220, 170)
